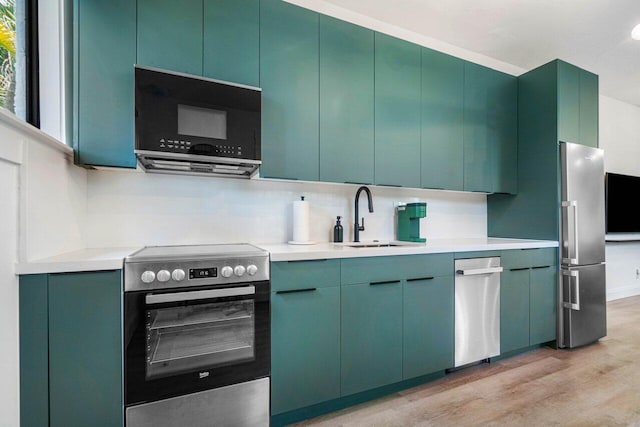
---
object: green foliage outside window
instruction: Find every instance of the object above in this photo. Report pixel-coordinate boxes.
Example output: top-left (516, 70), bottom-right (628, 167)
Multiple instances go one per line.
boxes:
top-left (0, 0), bottom-right (15, 113)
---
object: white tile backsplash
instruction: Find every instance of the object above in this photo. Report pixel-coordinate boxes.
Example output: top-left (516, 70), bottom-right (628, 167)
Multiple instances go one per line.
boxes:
top-left (86, 169), bottom-right (487, 248)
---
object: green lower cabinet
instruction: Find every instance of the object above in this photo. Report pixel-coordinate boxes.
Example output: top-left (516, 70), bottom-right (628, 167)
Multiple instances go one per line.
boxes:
top-left (20, 271), bottom-right (123, 427)
top-left (403, 276), bottom-right (454, 379)
top-left (341, 281), bottom-right (402, 396)
top-left (271, 286), bottom-right (341, 415)
top-left (530, 266), bottom-right (557, 344)
top-left (500, 268), bottom-right (530, 354)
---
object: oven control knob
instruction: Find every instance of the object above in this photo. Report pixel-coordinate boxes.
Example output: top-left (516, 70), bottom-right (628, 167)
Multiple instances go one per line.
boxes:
top-left (221, 266), bottom-right (234, 278)
top-left (141, 270), bottom-right (156, 284)
top-left (246, 265), bottom-right (258, 276)
top-left (172, 269), bottom-right (186, 282)
top-left (234, 265), bottom-right (246, 277)
top-left (157, 270), bottom-right (171, 282)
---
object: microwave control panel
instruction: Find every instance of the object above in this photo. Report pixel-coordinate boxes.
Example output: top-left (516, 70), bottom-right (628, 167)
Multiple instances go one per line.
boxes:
top-left (157, 138), bottom-right (243, 157)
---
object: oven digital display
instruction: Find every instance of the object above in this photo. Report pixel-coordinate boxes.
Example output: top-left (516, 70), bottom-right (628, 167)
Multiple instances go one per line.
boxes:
top-left (189, 267), bottom-right (217, 279)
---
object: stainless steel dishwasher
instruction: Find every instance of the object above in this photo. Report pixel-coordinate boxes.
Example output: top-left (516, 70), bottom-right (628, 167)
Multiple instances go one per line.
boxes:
top-left (454, 257), bottom-right (503, 367)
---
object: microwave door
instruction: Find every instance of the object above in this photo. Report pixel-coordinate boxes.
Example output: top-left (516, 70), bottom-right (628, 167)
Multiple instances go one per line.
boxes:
top-left (560, 142), bottom-right (605, 266)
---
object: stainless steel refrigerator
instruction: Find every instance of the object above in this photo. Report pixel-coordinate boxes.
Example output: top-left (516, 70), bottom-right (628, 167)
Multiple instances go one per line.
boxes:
top-left (558, 142), bottom-right (607, 348)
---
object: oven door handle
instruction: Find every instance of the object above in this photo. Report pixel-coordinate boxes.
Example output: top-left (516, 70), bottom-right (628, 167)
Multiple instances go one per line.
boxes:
top-left (145, 286), bottom-right (256, 305)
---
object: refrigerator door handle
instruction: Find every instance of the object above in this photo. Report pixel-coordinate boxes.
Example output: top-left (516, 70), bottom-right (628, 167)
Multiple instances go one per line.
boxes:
top-left (562, 270), bottom-right (581, 311)
top-left (562, 200), bottom-right (579, 264)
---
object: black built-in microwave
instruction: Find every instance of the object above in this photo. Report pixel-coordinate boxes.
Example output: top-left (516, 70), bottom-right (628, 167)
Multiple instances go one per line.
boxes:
top-left (134, 66), bottom-right (261, 178)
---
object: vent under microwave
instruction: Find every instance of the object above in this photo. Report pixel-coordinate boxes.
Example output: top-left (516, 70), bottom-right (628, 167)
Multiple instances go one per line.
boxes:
top-left (135, 150), bottom-right (261, 179)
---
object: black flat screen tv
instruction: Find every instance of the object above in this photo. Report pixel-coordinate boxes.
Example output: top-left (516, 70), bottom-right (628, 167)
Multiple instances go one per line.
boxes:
top-left (605, 172), bottom-right (640, 233)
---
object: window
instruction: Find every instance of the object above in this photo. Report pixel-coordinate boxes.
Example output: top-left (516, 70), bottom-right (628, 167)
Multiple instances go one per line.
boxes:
top-left (0, 0), bottom-right (38, 126)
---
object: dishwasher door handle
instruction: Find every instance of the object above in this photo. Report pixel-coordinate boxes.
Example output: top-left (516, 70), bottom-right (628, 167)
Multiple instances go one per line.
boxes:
top-left (456, 266), bottom-right (504, 276)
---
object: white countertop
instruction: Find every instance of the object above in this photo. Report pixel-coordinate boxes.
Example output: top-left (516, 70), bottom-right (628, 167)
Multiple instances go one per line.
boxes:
top-left (260, 238), bottom-right (558, 262)
top-left (15, 247), bottom-right (141, 275)
top-left (15, 238), bottom-right (558, 274)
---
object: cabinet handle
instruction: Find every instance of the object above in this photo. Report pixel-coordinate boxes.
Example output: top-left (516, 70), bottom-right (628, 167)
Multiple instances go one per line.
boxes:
top-left (370, 280), bottom-right (401, 286)
top-left (423, 187), bottom-right (445, 190)
top-left (287, 259), bottom-right (327, 263)
top-left (344, 181), bottom-right (372, 185)
top-left (406, 276), bottom-right (434, 282)
top-left (377, 183), bottom-right (401, 188)
top-left (532, 265), bottom-right (552, 269)
top-left (509, 267), bottom-right (530, 271)
top-left (276, 288), bottom-right (317, 294)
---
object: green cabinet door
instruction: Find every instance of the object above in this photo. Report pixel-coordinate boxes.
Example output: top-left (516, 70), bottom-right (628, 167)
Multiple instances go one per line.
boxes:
top-left (557, 61), bottom-right (580, 145)
top-left (492, 72), bottom-right (518, 194)
top-left (48, 271), bottom-right (122, 427)
top-left (203, 0), bottom-right (259, 86)
top-left (403, 276), bottom-right (454, 379)
top-left (500, 268), bottom-right (530, 354)
top-left (76, 0), bottom-right (136, 167)
top-left (137, 0), bottom-right (203, 75)
top-left (421, 48), bottom-right (464, 191)
top-left (530, 266), bottom-right (557, 344)
top-left (271, 287), bottom-right (340, 415)
top-left (341, 281), bottom-right (402, 396)
top-left (464, 62), bottom-right (492, 192)
top-left (260, 0), bottom-right (319, 181)
top-left (374, 33), bottom-right (421, 188)
top-left (579, 69), bottom-right (598, 148)
top-left (463, 62), bottom-right (517, 194)
top-left (19, 275), bottom-right (49, 427)
top-left (319, 17), bottom-right (374, 185)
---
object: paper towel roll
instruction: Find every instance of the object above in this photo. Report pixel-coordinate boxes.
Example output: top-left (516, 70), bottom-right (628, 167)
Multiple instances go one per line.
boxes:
top-left (292, 198), bottom-right (310, 243)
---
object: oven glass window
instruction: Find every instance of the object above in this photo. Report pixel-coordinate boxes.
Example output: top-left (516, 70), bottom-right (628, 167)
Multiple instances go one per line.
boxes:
top-left (145, 298), bottom-right (254, 379)
top-left (177, 104), bottom-right (227, 140)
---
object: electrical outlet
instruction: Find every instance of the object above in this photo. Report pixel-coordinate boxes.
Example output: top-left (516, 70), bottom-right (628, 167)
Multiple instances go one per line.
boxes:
top-left (636, 269), bottom-right (639, 280)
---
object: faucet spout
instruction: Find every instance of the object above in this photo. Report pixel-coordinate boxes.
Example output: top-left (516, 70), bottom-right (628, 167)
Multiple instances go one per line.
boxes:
top-left (354, 186), bottom-right (374, 242)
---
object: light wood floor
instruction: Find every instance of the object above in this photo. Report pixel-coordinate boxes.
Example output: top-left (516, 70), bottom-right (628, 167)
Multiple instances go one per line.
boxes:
top-left (294, 296), bottom-right (640, 426)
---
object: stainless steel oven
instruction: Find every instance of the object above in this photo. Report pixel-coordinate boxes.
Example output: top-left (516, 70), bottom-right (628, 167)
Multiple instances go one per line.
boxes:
top-left (123, 244), bottom-right (270, 427)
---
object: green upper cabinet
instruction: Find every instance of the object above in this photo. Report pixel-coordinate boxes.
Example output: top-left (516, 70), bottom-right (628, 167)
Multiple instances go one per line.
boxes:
top-left (557, 61), bottom-right (599, 148)
top-left (579, 69), bottom-right (598, 148)
top-left (341, 281), bottom-right (403, 396)
top-left (374, 33), bottom-right (421, 188)
top-left (403, 276), bottom-right (454, 379)
top-left (421, 48), bottom-right (464, 191)
top-left (137, 0), bottom-right (203, 75)
top-left (557, 61), bottom-right (580, 145)
top-left (260, 0), bottom-right (320, 181)
top-left (463, 62), bottom-right (517, 194)
top-left (75, 0), bottom-right (136, 167)
top-left (203, 0), bottom-right (259, 86)
top-left (319, 17), bottom-right (374, 185)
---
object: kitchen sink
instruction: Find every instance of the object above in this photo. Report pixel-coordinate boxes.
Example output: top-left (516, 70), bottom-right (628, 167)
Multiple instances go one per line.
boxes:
top-left (335, 241), bottom-right (424, 248)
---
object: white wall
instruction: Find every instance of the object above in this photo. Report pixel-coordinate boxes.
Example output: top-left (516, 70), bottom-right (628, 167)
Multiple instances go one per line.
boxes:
top-left (0, 112), bottom-right (87, 427)
top-left (599, 95), bottom-right (640, 300)
top-left (0, 157), bottom-right (20, 427)
top-left (85, 169), bottom-right (486, 248)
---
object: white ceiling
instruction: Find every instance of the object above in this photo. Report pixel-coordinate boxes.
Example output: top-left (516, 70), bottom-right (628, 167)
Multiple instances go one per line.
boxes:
top-left (318, 0), bottom-right (640, 107)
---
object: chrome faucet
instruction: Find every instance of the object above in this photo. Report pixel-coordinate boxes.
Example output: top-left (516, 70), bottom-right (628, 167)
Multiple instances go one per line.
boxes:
top-left (354, 186), bottom-right (374, 242)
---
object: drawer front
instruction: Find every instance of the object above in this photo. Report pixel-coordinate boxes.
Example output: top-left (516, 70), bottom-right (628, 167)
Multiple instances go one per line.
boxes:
top-left (502, 248), bottom-right (557, 269)
top-left (341, 253), bottom-right (453, 285)
top-left (271, 259), bottom-right (340, 291)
